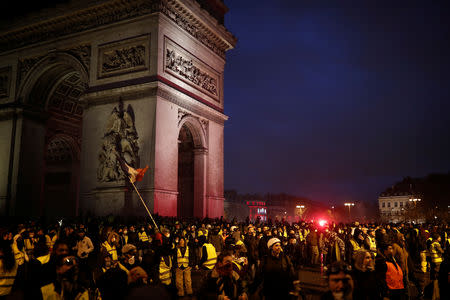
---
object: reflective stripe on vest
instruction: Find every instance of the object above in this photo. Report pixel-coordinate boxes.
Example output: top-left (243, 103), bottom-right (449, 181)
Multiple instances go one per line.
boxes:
top-left (177, 247), bottom-right (189, 268)
top-left (203, 243), bottom-right (217, 269)
top-left (0, 263), bottom-right (18, 296)
top-left (102, 242), bottom-right (118, 261)
top-left (430, 242), bottom-right (443, 264)
top-left (386, 261), bottom-right (404, 290)
top-left (138, 232), bottom-right (149, 242)
top-left (159, 256), bottom-right (172, 285)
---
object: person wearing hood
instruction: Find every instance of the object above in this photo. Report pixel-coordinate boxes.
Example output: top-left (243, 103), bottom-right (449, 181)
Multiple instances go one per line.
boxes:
top-left (41, 255), bottom-right (89, 300)
top-left (348, 229), bottom-right (364, 265)
top-left (252, 237), bottom-right (296, 300)
top-left (101, 232), bottom-right (119, 263)
top-left (352, 250), bottom-right (377, 300)
top-left (198, 251), bottom-right (247, 300)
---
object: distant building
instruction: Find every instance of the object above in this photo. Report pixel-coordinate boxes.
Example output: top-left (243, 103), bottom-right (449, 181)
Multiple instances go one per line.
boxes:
top-left (247, 200), bottom-right (267, 222)
top-left (378, 193), bottom-right (410, 223)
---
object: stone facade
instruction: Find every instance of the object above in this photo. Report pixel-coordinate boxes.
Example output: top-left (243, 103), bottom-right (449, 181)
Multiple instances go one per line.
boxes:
top-left (0, 0), bottom-right (236, 218)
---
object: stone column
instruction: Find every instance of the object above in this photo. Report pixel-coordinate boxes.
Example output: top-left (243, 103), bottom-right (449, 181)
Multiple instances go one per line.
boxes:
top-left (193, 147), bottom-right (207, 218)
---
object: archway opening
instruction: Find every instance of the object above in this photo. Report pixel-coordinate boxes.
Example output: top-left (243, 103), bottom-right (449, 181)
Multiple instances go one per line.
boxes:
top-left (16, 60), bottom-right (86, 217)
top-left (178, 125), bottom-right (195, 218)
top-left (43, 136), bottom-right (77, 217)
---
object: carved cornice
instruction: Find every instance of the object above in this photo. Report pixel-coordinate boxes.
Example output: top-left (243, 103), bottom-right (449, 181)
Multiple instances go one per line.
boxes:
top-left (157, 86), bottom-right (226, 124)
top-left (0, 0), bottom-right (236, 58)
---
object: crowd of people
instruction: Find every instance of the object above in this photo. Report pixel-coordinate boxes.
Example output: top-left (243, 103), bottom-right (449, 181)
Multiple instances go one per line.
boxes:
top-left (0, 215), bottom-right (449, 300)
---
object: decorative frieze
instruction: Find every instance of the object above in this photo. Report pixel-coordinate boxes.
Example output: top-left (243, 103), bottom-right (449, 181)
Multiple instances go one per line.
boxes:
top-left (0, 0), bottom-right (235, 58)
top-left (98, 35), bottom-right (150, 78)
top-left (165, 37), bottom-right (220, 101)
top-left (0, 66), bottom-right (12, 99)
top-left (161, 0), bottom-right (228, 58)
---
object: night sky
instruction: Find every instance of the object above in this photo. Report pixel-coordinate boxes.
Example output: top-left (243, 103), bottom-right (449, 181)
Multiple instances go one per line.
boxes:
top-left (222, 0), bottom-right (450, 205)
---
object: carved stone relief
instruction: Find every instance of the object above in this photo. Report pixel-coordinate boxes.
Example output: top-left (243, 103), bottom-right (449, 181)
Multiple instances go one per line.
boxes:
top-left (0, 67), bottom-right (11, 99)
top-left (178, 108), bottom-right (209, 144)
top-left (98, 35), bottom-right (150, 78)
top-left (67, 45), bottom-right (91, 73)
top-left (97, 99), bottom-right (139, 182)
top-left (0, 0), bottom-right (233, 58)
top-left (17, 55), bottom-right (45, 90)
top-left (165, 37), bottom-right (220, 101)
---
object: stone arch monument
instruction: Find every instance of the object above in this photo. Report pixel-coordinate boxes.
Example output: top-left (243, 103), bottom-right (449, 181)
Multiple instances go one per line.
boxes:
top-left (0, 0), bottom-right (236, 218)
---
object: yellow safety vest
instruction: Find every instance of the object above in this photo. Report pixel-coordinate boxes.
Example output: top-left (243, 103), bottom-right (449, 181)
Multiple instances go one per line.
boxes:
top-left (232, 260), bottom-right (242, 271)
top-left (159, 256), bottom-right (172, 285)
top-left (138, 232), bottom-right (149, 242)
top-left (425, 237), bottom-right (432, 258)
top-left (37, 254), bottom-right (51, 265)
top-left (11, 243), bottom-right (25, 266)
top-left (177, 247), bottom-right (189, 268)
top-left (24, 238), bottom-right (34, 255)
top-left (368, 236), bottom-right (377, 256)
top-left (430, 241), bottom-right (443, 264)
top-left (46, 235), bottom-right (57, 251)
top-left (298, 231), bottom-right (304, 242)
top-left (0, 262), bottom-right (18, 296)
top-left (419, 250), bottom-right (428, 273)
top-left (102, 242), bottom-right (118, 261)
top-left (41, 283), bottom-right (89, 300)
top-left (203, 243), bottom-right (217, 269)
top-left (350, 239), bottom-right (360, 254)
top-left (334, 240), bottom-right (341, 262)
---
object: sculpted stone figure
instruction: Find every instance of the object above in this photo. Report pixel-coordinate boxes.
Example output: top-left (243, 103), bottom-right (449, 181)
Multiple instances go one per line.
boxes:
top-left (97, 101), bottom-right (139, 182)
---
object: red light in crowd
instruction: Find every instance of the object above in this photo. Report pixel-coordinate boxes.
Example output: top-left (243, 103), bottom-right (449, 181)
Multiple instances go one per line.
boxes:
top-left (318, 219), bottom-right (327, 227)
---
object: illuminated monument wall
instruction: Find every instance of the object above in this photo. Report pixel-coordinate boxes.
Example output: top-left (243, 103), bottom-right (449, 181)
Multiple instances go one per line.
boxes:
top-left (0, 0), bottom-right (236, 218)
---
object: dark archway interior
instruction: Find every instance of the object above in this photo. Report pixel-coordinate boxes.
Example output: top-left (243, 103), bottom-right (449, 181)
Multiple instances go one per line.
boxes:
top-left (16, 66), bottom-right (85, 217)
top-left (178, 125), bottom-right (195, 218)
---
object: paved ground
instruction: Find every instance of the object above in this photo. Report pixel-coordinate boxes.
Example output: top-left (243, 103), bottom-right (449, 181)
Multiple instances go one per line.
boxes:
top-left (181, 266), bottom-right (430, 300)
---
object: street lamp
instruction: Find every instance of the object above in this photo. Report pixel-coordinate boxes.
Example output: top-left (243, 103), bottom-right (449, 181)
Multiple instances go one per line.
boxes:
top-left (344, 202), bottom-right (355, 220)
top-left (296, 205), bottom-right (306, 219)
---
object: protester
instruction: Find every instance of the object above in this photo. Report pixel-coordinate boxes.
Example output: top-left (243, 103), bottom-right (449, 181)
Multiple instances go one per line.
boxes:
top-left (0, 215), bottom-right (448, 299)
top-left (252, 237), bottom-right (296, 300)
top-left (320, 261), bottom-right (353, 300)
top-left (375, 243), bottom-right (406, 300)
top-left (352, 250), bottom-right (377, 300)
top-left (198, 251), bottom-right (247, 300)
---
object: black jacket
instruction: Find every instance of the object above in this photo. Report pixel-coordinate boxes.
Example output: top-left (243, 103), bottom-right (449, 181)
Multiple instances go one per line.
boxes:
top-left (253, 252), bottom-right (295, 299)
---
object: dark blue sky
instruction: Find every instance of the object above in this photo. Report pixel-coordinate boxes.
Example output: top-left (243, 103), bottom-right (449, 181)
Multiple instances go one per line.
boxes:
top-left (222, 0), bottom-right (450, 205)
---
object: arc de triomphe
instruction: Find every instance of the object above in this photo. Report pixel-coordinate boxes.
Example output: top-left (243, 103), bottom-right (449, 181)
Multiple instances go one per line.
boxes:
top-left (0, 0), bottom-right (236, 218)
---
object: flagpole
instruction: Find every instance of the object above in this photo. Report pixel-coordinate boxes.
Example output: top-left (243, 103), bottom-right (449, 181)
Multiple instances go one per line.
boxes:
top-left (128, 177), bottom-right (159, 232)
